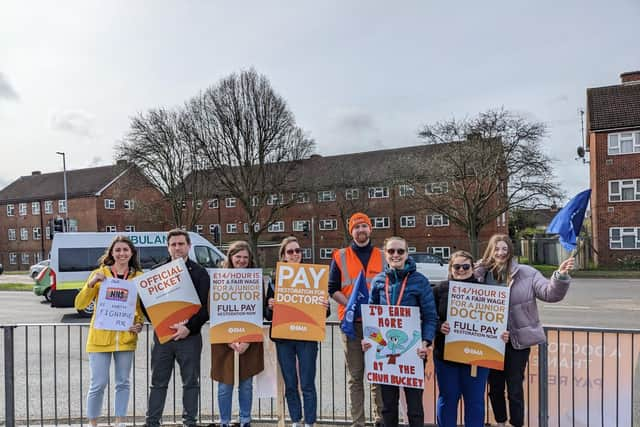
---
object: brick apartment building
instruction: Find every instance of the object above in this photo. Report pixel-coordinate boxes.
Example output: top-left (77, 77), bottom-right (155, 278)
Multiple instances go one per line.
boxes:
top-left (0, 162), bottom-right (168, 271)
top-left (586, 70), bottom-right (640, 266)
top-left (195, 144), bottom-right (507, 265)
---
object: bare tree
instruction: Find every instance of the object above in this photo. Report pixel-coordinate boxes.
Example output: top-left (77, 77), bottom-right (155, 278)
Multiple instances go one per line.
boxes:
top-left (181, 69), bottom-right (314, 260)
top-left (416, 108), bottom-right (562, 257)
top-left (116, 108), bottom-right (209, 229)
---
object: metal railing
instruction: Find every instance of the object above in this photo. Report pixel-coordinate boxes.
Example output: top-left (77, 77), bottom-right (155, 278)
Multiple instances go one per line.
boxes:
top-left (2, 322), bottom-right (639, 426)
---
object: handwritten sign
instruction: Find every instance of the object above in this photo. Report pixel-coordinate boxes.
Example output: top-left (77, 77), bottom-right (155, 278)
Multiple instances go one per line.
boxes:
top-left (362, 304), bottom-right (424, 389)
top-left (444, 281), bottom-right (510, 370)
top-left (133, 258), bottom-right (201, 343)
top-left (271, 262), bottom-right (329, 341)
top-left (93, 278), bottom-right (137, 331)
top-left (209, 268), bottom-right (264, 343)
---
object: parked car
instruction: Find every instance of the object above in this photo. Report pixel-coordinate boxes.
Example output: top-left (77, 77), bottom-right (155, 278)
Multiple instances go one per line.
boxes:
top-left (29, 259), bottom-right (50, 279)
top-left (410, 252), bottom-right (448, 282)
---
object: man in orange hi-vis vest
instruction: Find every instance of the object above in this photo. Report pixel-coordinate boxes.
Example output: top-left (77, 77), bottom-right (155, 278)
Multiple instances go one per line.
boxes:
top-left (329, 212), bottom-right (385, 427)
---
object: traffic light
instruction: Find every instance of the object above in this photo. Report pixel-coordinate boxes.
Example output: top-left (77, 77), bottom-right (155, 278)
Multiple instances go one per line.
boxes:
top-left (53, 218), bottom-right (65, 233)
top-left (302, 222), bottom-right (310, 237)
top-left (211, 224), bottom-right (220, 244)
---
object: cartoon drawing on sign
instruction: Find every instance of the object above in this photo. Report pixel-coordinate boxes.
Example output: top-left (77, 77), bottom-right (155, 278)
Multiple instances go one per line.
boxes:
top-left (366, 326), bottom-right (420, 364)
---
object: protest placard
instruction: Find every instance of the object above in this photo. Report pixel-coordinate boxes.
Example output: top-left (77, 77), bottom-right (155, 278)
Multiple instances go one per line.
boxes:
top-left (133, 258), bottom-right (201, 343)
top-left (362, 304), bottom-right (425, 389)
top-left (209, 268), bottom-right (264, 343)
top-left (444, 280), bottom-right (510, 369)
top-left (93, 278), bottom-right (137, 331)
top-left (271, 262), bottom-right (329, 341)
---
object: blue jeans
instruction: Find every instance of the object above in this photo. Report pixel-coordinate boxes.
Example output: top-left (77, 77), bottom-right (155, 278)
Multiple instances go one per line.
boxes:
top-left (434, 358), bottom-right (489, 427)
top-left (276, 340), bottom-right (318, 424)
top-left (217, 377), bottom-right (253, 425)
top-left (87, 351), bottom-right (134, 419)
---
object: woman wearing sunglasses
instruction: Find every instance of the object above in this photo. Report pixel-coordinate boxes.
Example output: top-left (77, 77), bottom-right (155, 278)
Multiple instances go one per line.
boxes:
top-left (432, 250), bottom-right (507, 427)
top-left (475, 234), bottom-right (574, 427)
top-left (362, 236), bottom-right (438, 427)
top-left (265, 236), bottom-right (330, 427)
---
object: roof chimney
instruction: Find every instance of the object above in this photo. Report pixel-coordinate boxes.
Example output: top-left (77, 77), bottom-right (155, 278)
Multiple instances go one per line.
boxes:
top-left (620, 71), bottom-right (640, 85)
top-left (31, 171), bottom-right (41, 176)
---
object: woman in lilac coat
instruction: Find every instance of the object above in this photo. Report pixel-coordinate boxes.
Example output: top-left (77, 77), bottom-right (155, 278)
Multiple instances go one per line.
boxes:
top-left (475, 234), bottom-right (574, 427)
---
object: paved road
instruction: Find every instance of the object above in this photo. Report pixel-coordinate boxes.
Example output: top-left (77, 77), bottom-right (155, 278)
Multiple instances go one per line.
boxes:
top-left (1, 278), bottom-right (638, 328)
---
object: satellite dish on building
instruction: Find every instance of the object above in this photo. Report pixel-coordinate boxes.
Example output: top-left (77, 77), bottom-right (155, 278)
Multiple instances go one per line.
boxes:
top-left (577, 146), bottom-right (585, 158)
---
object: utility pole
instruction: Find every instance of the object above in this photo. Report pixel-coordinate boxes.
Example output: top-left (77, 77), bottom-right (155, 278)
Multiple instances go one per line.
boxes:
top-left (56, 152), bottom-right (68, 231)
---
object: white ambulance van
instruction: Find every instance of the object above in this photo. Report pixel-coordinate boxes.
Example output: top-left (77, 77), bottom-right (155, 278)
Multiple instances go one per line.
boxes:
top-left (48, 231), bottom-right (224, 315)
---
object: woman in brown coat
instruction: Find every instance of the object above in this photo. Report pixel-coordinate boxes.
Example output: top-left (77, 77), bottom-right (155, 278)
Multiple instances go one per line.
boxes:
top-left (211, 241), bottom-right (264, 427)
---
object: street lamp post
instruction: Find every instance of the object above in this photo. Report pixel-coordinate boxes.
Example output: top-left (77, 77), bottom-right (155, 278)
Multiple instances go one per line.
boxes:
top-left (56, 152), bottom-right (68, 231)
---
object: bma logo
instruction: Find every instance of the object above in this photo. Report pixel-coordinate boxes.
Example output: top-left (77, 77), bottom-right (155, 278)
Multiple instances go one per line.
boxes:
top-left (106, 287), bottom-right (129, 302)
top-left (463, 347), bottom-right (483, 356)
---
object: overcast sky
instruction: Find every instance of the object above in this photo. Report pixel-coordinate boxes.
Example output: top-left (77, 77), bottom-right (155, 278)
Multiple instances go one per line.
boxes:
top-left (1, 1), bottom-right (639, 202)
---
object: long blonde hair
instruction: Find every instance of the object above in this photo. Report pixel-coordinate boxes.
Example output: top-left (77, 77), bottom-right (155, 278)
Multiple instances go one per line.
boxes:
top-left (223, 241), bottom-right (256, 268)
top-left (480, 234), bottom-right (514, 283)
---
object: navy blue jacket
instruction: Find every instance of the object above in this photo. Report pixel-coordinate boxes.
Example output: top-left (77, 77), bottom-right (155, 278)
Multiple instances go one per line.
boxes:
top-left (369, 257), bottom-right (438, 344)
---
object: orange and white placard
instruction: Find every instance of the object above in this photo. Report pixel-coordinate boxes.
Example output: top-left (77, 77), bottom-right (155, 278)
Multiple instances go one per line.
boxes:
top-left (444, 281), bottom-right (510, 370)
top-left (271, 262), bottom-right (329, 341)
top-left (134, 258), bottom-right (202, 344)
top-left (209, 268), bottom-right (264, 344)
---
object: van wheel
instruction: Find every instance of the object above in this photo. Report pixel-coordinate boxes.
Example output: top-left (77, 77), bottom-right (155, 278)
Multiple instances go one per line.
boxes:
top-left (77, 301), bottom-right (94, 318)
top-left (44, 288), bottom-right (52, 302)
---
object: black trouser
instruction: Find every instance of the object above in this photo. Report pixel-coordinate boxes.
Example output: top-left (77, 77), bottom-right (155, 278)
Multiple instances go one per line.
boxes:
top-left (379, 384), bottom-right (424, 427)
top-left (488, 342), bottom-right (530, 427)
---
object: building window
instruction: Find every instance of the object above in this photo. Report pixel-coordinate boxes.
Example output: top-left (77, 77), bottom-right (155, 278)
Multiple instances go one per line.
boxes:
top-left (34, 252), bottom-right (42, 263)
top-left (408, 246), bottom-right (417, 253)
top-left (226, 223), bottom-right (238, 234)
top-left (243, 222), bottom-right (259, 233)
top-left (496, 212), bottom-right (507, 227)
top-left (320, 248), bottom-right (335, 259)
top-left (368, 187), bottom-right (389, 199)
top-left (32, 227), bottom-right (41, 240)
top-left (18, 203), bottom-right (27, 216)
top-left (8, 229), bottom-right (16, 241)
top-left (194, 200), bottom-right (203, 210)
top-left (268, 221), bottom-right (285, 233)
top-left (44, 201), bottom-right (53, 214)
top-left (429, 246), bottom-right (451, 259)
top-left (399, 184), bottom-right (415, 197)
top-left (425, 182), bottom-right (448, 195)
top-left (123, 199), bottom-right (135, 210)
top-left (345, 188), bottom-right (360, 200)
top-left (400, 216), bottom-right (416, 228)
top-left (9, 253), bottom-right (17, 265)
top-left (194, 224), bottom-right (203, 234)
top-left (31, 202), bottom-right (40, 215)
top-left (225, 197), bottom-right (237, 208)
top-left (59, 200), bottom-right (67, 213)
top-left (293, 220), bottom-right (310, 232)
top-left (319, 219), bottom-right (337, 230)
top-left (21, 253), bottom-right (30, 265)
top-left (104, 199), bottom-right (116, 210)
top-left (609, 179), bottom-right (640, 202)
top-left (45, 226), bottom-right (51, 240)
top-left (20, 228), bottom-right (28, 241)
top-left (105, 225), bottom-right (117, 232)
top-left (207, 198), bottom-right (219, 209)
top-left (317, 190), bottom-right (336, 202)
top-left (209, 224), bottom-right (220, 234)
top-left (243, 223), bottom-right (249, 233)
top-left (608, 132), bottom-right (640, 155)
top-left (293, 192), bottom-right (310, 204)
top-left (371, 217), bottom-right (390, 229)
top-left (609, 227), bottom-right (640, 249)
top-left (124, 225), bottom-right (136, 232)
top-left (267, 193), bottom-right (284, 205)
top-left (7, 204), bottom-right (14, 216)
top-left (426, 214), bottom-right (450, 227)
top-left (300, 248), bottom-right (312, 259)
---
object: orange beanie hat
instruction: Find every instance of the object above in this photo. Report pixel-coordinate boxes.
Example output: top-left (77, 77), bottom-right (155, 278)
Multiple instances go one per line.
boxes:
top-left (348, 212), bottom-right (372, 233)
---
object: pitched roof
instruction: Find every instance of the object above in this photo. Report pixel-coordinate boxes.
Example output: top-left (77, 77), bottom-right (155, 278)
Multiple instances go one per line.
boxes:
top-left (0, 164), bottom-right (128, 203)
top-left (587, 83), bottom-right (640, 131)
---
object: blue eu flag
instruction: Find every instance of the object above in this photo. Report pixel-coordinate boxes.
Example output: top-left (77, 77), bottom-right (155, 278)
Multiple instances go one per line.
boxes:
top-left (340, 271), bottom-right (369, 339)
top-left (546, 189), bottom-right (591, 251)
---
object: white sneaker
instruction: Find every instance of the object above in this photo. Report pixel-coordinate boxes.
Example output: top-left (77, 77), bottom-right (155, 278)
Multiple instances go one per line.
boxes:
top-left (292, 423), bottom-right (301, 427)
top-left (304, 424), bottom-right (314, 427)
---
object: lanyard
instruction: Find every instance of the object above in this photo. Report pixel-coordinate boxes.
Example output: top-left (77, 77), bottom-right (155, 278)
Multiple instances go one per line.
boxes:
top-left (384, 273), bottom-right (409, 306)
top-left (111, 267), bottom-right (129, 280)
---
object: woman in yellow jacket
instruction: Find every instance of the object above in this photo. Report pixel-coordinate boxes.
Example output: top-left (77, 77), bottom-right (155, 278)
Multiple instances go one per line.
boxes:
top-left (75, 236), bottom-right (145, 427)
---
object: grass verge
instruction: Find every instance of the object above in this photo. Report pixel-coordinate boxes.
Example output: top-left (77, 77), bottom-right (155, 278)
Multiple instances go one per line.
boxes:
top-left (0, 283), bottom-right (33, 291)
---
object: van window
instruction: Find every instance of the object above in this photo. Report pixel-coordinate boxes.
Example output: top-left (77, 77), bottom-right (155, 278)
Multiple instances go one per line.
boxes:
top-left (138, 247), bottom-right (169, 269)
top-left (194, 245), bottom-right (222, 268)
top-left (59, 247), bottom-right (105, 272)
